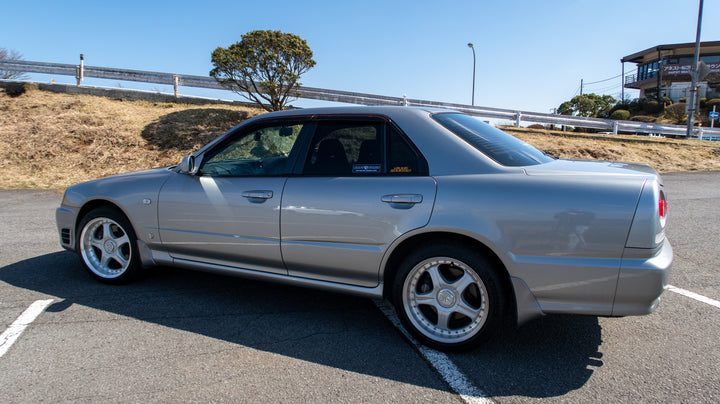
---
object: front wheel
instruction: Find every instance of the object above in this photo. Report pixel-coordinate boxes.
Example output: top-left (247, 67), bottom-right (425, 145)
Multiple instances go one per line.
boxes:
top-left (77, 207), bottom-right (141, 284)
top-left (392, 244), bottom-right (507, 352)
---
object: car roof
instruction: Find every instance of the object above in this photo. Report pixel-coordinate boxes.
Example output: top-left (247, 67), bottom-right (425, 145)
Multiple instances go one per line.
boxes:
top-left (252, 106), bottom-right (453, 119)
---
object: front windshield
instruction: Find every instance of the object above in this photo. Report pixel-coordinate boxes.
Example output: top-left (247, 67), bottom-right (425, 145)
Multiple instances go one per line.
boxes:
top-left (432, 113), bottom-right (553, 167)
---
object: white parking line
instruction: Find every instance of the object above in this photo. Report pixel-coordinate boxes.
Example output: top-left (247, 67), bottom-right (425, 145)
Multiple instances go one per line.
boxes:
top-left (666, 285), bottom-right (720, 309)
top-left (374, 300), bottom-right (494, 404)
top-left (0, 299), bottom-right (54, 358)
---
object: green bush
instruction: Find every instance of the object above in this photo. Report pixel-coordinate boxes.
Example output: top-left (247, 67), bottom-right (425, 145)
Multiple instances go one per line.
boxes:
top-left (679, 97), bottom-right (687, 103)
top-left (644, 100), bottom-right (664, 114)
top-left (630, 115), bottom-right (657, 123)
top-left (706, 98), bottom-right (720, 109)
top-left (664, 103), bottom-right (687, 124)
top-left (610, 110), bottom-right (630, 120)
top-left (660, 96), bottom-right (673, 106)
top-left (699, 98), bottom-right (708, 109)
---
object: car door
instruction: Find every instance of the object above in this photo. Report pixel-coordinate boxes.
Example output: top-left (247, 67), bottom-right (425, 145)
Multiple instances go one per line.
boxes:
top-left (157, 121), bottom-right (312, 275)
top-left (281, 119), bottom-right (437, 287)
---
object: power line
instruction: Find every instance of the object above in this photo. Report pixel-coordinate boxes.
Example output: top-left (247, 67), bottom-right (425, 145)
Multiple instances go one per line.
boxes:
top-left (571, 84), bottom-right (581, 97)
top-left (584, 84), bottom-right (622, 94)
top-left (583, 73), bottom-right (622, 85)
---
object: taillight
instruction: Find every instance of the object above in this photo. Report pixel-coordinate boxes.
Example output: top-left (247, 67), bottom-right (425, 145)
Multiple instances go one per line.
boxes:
top-left (658, 190), bottom-right (667, 223)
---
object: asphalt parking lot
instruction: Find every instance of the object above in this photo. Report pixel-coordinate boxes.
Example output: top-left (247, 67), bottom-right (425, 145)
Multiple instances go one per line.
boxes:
top-left (1, 171), bottom-right (719, 403)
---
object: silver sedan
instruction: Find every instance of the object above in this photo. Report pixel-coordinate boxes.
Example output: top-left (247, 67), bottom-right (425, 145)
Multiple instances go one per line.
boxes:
top-left (56, 106), bottom-right (672, 351)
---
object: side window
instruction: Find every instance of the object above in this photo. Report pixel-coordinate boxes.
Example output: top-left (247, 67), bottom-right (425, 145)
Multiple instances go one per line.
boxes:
top-left (387, 125), bottom-right (427, 176)
top-left (199, 123), bottom-right (306, 177)
top-left (303, 122), bottom-right (382, 176)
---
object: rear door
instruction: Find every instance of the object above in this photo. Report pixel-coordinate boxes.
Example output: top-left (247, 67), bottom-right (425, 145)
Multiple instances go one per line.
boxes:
top-left (281, 118), bottom-right (436, 287)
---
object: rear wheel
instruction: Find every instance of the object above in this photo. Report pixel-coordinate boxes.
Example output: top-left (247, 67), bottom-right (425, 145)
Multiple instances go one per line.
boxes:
top-left (392, 243), bottom-right (506, 352)
top-left (77, 207), bottom-right (141, 284)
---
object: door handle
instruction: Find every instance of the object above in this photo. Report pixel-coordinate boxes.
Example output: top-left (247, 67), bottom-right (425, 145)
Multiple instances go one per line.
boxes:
top-left (381, 194), bottom-right (423, 204)
top-left (242, 190), bottom-right (273, 200)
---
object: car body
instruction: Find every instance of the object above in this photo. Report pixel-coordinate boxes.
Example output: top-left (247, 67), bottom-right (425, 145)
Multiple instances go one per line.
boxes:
top-left (56, 106), bottom-right (672, 351)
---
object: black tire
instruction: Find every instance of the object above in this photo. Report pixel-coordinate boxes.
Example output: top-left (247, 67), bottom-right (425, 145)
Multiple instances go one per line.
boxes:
top-left (76, 206), bottom-right (142, 284)
top-left (392, 243), bottom-right (507, 352)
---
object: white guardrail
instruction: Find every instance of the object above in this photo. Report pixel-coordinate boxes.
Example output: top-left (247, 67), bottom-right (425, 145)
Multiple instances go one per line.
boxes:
top-left (2, 59), bottom-right (719, 139)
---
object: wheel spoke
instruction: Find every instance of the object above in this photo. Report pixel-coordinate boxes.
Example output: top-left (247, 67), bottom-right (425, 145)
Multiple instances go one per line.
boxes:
top-left (425, 264), bottom-right (451, 290)
top-left (102, 222), bottom-right (113, 240)
top-left (452, 272), bottom-right (476, 294)
top-left (114, 234), bottom-right (130, 247)
top-left (436, 307), bottom-right (452, 330)
top-left (413, 291), bottom-right (436, 304)
top-left (90, 239), bottom-right (105, 250)
top-left (112, 250), bottom-right (129, 267)
top-left (455, 299), bottom-right (482, 320)
top-left (100, 251), bottom-right (113, 268)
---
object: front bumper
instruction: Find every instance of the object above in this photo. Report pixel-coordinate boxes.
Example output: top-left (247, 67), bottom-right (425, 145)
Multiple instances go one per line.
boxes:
top-left (612, 238), bottom-right (673, 316)
top-left (56, 206), bottom-right (76, 251)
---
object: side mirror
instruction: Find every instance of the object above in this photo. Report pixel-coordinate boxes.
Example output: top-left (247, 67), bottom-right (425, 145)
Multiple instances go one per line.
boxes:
top-left (180, 155), bottom-right (199, 175)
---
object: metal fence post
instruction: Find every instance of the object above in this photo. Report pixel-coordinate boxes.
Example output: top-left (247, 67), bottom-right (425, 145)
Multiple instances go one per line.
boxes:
top-left (613, 121), bottom-right (619, 135)
top-left (77, 54), bottom-right (84, 87)
top-left (515, 112), bottom-right (522, 128)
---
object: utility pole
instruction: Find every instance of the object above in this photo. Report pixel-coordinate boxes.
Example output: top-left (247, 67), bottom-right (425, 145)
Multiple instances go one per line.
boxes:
top-left (467, 43), bottom-right (476, 106)
top-left (580, 79), bottom-right (583, 95)
top-left (686, 0), bottom-right (704, 138)
top-left (621, 63), bottom-right (625, 102)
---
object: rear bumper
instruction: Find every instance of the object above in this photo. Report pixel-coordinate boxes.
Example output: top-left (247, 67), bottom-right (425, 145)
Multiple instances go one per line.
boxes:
top-left (612, 238), bottom-right (673, 316)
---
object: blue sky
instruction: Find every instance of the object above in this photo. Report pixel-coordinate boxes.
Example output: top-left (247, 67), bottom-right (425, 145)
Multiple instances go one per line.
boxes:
top-left (2, 0), bottom-right (718, 113)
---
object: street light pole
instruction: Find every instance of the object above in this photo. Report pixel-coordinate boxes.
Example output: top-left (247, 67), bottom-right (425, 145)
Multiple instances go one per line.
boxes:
top-left (686, 0), bottom-right (704, 138)
top-left (467, 43), bottom-right (476, 106)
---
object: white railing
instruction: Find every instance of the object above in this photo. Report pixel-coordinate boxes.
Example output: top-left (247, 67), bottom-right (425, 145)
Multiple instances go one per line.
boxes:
top-left (2, 59), bottom-right (718, 138)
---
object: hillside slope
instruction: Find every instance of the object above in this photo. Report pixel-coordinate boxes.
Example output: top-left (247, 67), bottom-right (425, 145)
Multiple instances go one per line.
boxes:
top-left (1, 87), bottom-right (718, 189)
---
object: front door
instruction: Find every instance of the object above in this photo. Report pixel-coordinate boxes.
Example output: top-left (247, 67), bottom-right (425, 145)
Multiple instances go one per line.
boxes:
top-left (158, 121), bottom-right (312, 275)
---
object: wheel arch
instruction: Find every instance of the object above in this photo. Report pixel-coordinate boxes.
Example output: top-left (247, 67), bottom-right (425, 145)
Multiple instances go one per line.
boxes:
top-left (74, 199), bottom-right (129, 240)
top-left (382, 231), bottom-right (517, 320)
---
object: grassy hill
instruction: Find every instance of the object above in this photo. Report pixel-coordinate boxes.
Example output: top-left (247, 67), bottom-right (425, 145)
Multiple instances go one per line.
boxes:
top-left (1, 86), bottom-right (719, 189)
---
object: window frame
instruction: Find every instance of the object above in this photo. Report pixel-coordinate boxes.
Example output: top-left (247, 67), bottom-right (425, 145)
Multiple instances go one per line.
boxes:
top-left (193, 114), bottom-right (430, 178)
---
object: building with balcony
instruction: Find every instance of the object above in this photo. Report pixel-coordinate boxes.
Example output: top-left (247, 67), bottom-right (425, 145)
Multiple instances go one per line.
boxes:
top-left (622, 41), bottom-right (720, 102)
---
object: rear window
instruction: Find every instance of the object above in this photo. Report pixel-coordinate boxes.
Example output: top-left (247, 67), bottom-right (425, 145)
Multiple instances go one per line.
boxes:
top-left (432, 113), bottom-right (553, 166)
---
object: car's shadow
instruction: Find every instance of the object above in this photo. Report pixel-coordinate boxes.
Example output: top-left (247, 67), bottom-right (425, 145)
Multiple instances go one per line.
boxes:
top-left (1, 251), bottom-right (602, 398)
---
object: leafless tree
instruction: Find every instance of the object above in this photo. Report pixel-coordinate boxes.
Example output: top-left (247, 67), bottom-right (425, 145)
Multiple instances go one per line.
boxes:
top-left (0, 48), bottom-right (26, 80)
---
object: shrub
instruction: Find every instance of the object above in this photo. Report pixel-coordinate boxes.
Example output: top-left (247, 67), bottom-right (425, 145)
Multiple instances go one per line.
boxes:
top-left (3, 82), bottom-right (38, 97)
top-left (610, 110), bottom-right (630, 120)
top-left (706, 98), bottom-right (720, 109)
top-left (660, 96), bottom-right (673, 106)
top-left (679, 97), bottom-right (687, 103)
top-left (664, 103), bottom-right (687, 124)
top-left (699, 98), bottom-right (707, 109)
top-left (527, 124), bottom-right (544, 130)
top-left (644, 100), bottom-right (664, 114)
top-left (630, 115), bottom-right (657, 123)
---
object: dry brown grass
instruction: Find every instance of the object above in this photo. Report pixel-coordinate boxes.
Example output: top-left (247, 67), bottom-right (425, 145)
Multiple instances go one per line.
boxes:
top-left (0, 87), bottom-right (261, 188)
top-left (1, 87), bottom-right (718, 189)
top-left (504, 127), bottom-right (720, 173)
